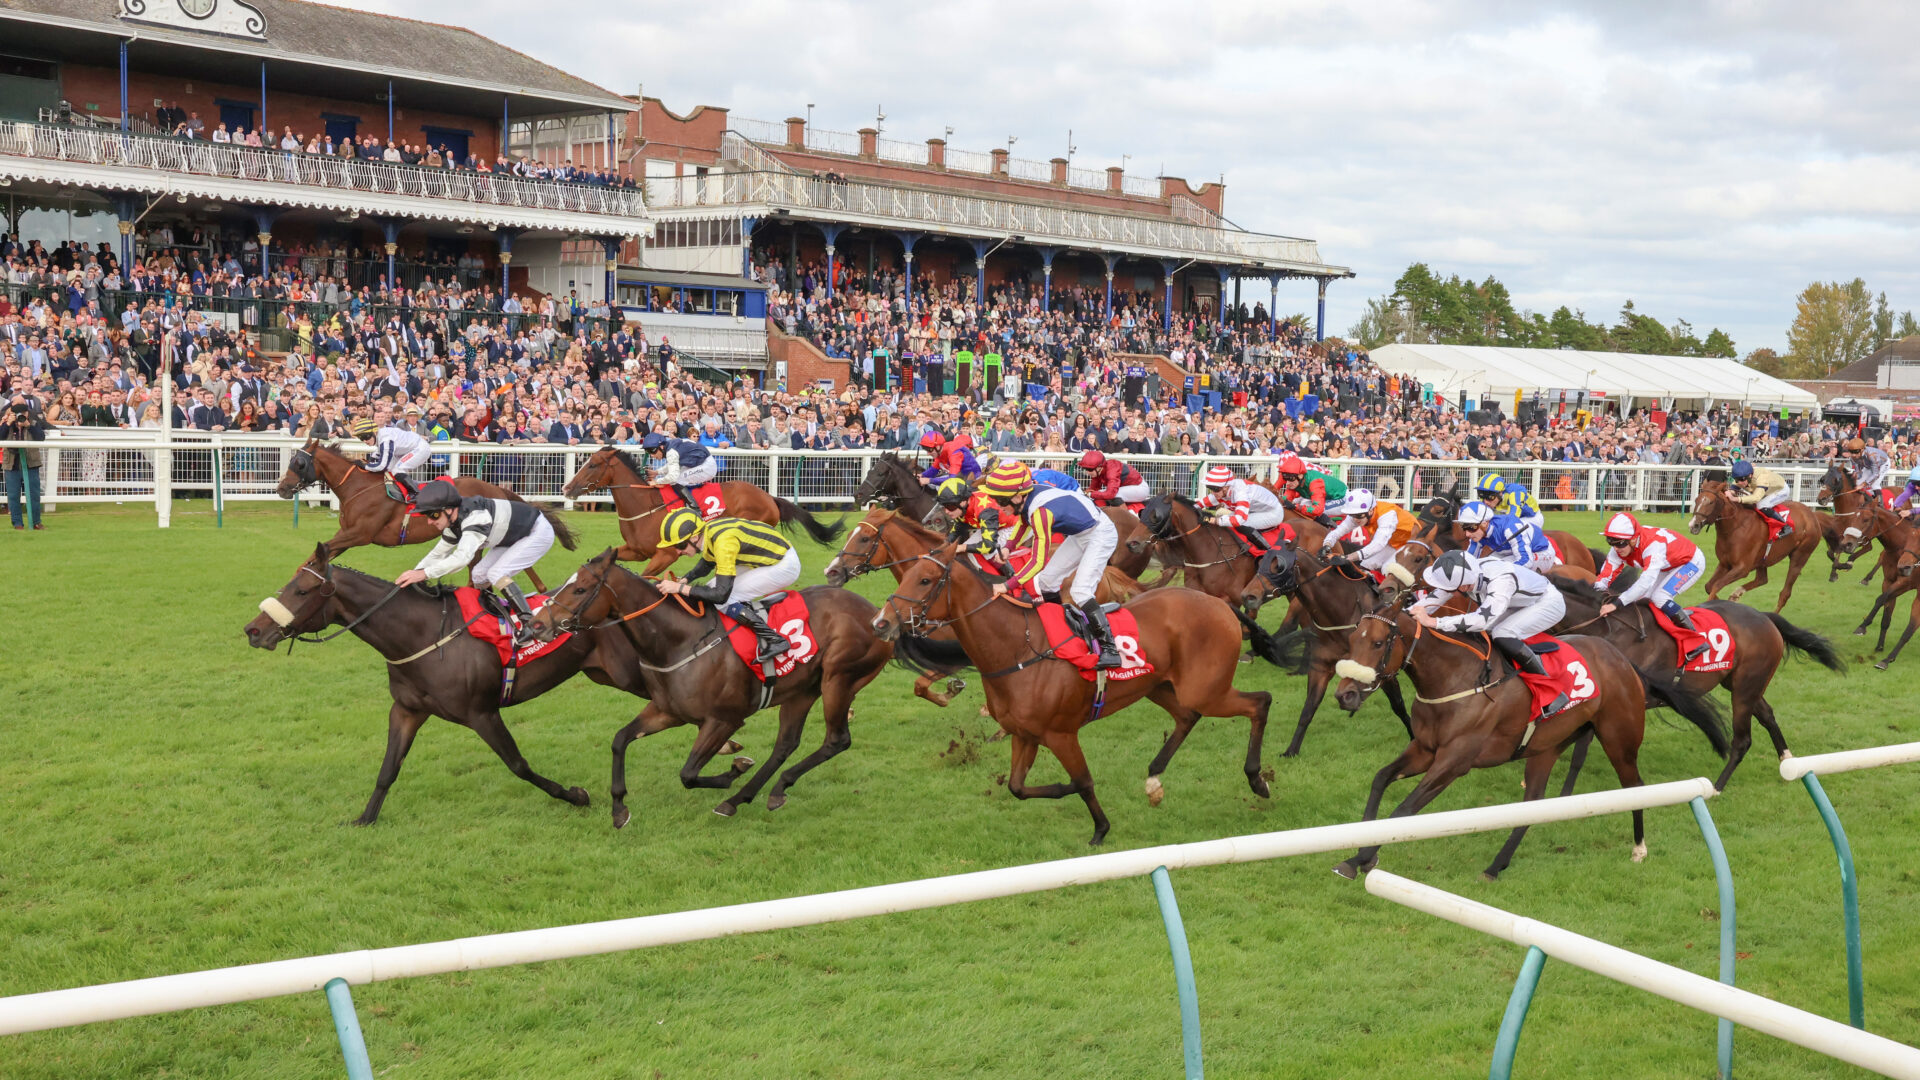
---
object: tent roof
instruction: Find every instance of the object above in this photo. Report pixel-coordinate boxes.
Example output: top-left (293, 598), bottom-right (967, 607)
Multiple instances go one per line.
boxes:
top-left (1369, 344), bottom-right (1816, 410)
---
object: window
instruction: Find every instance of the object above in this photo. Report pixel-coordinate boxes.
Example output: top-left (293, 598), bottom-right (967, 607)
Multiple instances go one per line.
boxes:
top-left (0, 55), bottom-right (56, 81)
top-left (648, 284), bottom-right (676, 311)
top-left (321, 114), bottom-right (359, 143)
top-left (685, 288), bottom-right (714, 314)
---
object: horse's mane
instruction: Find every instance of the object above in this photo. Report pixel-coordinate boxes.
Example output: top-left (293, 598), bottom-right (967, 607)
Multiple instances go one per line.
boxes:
top-left (870, 507), bottom-right (946, 546)
top-left (607, 446), bottom-right (648, 478)
top-left (1550, 566), bottom-right (1636, 607)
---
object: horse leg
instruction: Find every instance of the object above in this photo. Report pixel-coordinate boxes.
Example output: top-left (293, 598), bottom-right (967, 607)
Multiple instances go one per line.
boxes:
top-left (352, 704), bottom-right (430, 825)
top-left (1556, 728), bottom-right (1594, 798)
top-left (1592, 712), bottom-right (1649, 861)
top-left (1727, 562), bottom-right (1767, 602)
top-left (678, 717), bottom-right (753, 790)
top-left (1336, 740), bottom-right (1468, 878)
top-left (1006, 730), bottom-right (1079, 800)
top-left (1483, 750), bottom-right (1562, 880)
top-left (1713, 683), bottom-right (1758, 792)
top-left (467, 708), bottom-right (590, 810)
top-left (1143, 684), bottom-right (1203, 805)
top-left (608, 705), bottom-right (696, 828)
top-left (1043, 729), bottom-right (1111, 846)
top-left (1874, 606), bottom-right (1920, 671)
top-left (1749, 696), bottom-right (1790, 760)
top-left (1382, 677), bottom-right (1414, 739)
top-left (771, 670), bottom-right (875, 808)
top-left (718, 698), bottom-right (811, 816)
top-left (1855, 591), bottom-right (1887, 637)
top-left (914, 671), bottom-right (962, 708)
top-left (640, 549), bottom-right (678, 576)
top-left (1770, 547), bottom-right (1813, 612)
top-left (1877, 593), bottom-right (1898, 651)
top-left (1281, 661), bottom-right (1333, 758)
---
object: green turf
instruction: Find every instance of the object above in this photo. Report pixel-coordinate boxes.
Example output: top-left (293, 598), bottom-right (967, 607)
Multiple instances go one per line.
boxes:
top-left (2, 501), bottom-right (1917, 1079)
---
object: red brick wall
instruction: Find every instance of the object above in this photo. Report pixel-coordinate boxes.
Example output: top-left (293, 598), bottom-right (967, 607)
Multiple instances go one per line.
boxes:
top-left (1161, 176), bottom-right (1226, 217)
top-left (634, 97), bottom-right (726, 168)
top-left (769, 326), bottom-right (848, 390)
top-left (61, 64), bottom-right (501, 157)
top-left (766, 146), bottom-right (1185, 218)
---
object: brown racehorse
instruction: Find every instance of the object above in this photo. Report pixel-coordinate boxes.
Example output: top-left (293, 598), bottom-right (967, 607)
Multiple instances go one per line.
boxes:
top-left (276, 439), bottom-right (573, 589)
top-left (242, 543), bottom-right (660, 824)
top-left (1415, 484), bottom-right (1600, 574)
top-left (821, 507), bottom-right (1140, 706)
top-left (561, 446), bottom-right (843, 575)
top-left (1867, 541), bottom-right (1920, 669)
top-left (1549, 573), bottom-right (1839, 788)
top-left (1328, 608), bottom-right (1711, 880)
top-left (1133, 493), bottom-right (1323, 606)
top-left (1688, 480), bottom-right (1822, 611)
top-left (532, 550), bottom-right (901, 826)
top-left (1841, 498), bottom-right (1920, 653)
top-left (1817, 463), bottom-right (1882, 583)
top-left (872, 543), bottom-right (1273, 845)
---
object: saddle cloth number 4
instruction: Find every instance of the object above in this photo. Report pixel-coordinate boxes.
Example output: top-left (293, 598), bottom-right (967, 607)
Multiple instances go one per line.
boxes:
top-left (1564, 659), bottom-right (1597, 702)
top-left (779, 618), bottom-right (816, 663)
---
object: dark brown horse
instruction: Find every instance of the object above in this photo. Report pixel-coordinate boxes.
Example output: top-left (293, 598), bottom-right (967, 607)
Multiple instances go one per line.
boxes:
top-left (1133, 493), bottom-right (1321, 606)
top-left (1817, 462), bottom-right (1882, 583)
top-left (532, 550), bottom-right (900, 826)
top-left (1239, 545), bottom-right (1413, 757)
top-left (1415, 484), bottom-right (1601, 574)
top-left (1688, 480), bottom-right (1822, 611)
top-left (1328, 608), bottom-right (1711, 880)
top-left (242, 543), bottom-right (655, 825)
top-left (561, 447), bottom-right (843, 575)
top-left (276, 439), bottom-right (574, 589)
top-left (872, 543), bottom-right (1273, 845)
top-left (1842, 499), bottom-right (1920, 661)
top-left (1549, 572), bottom-right (1840, 789)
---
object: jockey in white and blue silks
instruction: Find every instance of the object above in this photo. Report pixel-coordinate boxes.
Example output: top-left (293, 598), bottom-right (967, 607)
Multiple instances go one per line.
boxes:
top-left (352, 416), bottom-right (431, 491)
top-left (1477, 473), bottom-right (1545, 530)
top-left (1457, 501), bottom-right (1557, 574)
top-left (640, 431), bottom-right (717, 507)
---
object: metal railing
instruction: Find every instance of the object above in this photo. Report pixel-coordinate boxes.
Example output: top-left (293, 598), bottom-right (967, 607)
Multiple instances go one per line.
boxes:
top-left (1122, 174), bottom-right (1161, 198)
top-left (0, 120), bottom-right (647, 221)
top-left (802, 126), bottom-right (863, 157)
top-left (727, 117), bottom-right (788, 146)
top-left (943, 147), bottom-right (996, 175)
top-left (1008, 156), bottom-right (1053, 184)
top-left (874, 136), bottom-right (925, 165)
top-left (1067, 164), bottom-right (1108, 191)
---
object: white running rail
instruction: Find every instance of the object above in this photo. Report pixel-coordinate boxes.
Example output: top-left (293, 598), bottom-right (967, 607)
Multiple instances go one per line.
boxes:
top-left (1780, 741), bottom-right (1920, 781)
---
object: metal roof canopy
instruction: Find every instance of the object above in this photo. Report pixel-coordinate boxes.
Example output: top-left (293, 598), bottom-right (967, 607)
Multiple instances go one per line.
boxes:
top-left (1371, 344), bottom-right (1817, 411)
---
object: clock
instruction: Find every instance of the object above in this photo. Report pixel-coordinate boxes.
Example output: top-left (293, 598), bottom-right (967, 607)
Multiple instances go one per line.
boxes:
top-left (178, 0), bottom-right (216, 17)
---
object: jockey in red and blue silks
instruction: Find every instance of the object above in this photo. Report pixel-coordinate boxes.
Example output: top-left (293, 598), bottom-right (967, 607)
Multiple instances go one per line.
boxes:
top-left (917, 430), bottom-right (981, 486)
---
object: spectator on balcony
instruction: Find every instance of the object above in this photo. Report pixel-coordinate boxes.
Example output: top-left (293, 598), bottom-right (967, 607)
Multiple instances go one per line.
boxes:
top-left (211, 123), bottom-right (232, 145)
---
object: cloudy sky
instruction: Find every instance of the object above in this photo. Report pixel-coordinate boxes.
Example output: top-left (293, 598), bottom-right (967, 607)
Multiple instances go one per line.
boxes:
top-left (347, 0), bottom-right (1916, 353)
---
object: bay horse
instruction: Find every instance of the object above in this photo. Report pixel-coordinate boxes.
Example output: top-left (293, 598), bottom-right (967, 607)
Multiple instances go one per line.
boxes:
top-left (276, 439), bottom-right (575, 589)
top-left (561, 447), bottom-right (843, 575)
top-left (1817, 462), bottom-right (1881, 583)
top-left (1328, 607), bottom-right (1716, 880)
top-left (872, 542), bottom-right (1273, 845)
top-left (242, 543), bottom-right (664, 825)
top-left (821, 507), bottom-right (1140, 706)
top-left (1867, 543), bottom-right (1920, 669)
top-left (532, 550), bottom-right (902, 826)
top-left (1238, 545), bottom-right (1414, 757)
top-left (1416, 484), bottom-right (1600, 574)
top-left (1841, 499), bottom-right (1920, 651)
top-left (1688, 480), bottom-right (1822, 610)
top-left (1546, 572), bottom-right (1839, 788)
top-left (1133, 493), bottom-right (1320, 606)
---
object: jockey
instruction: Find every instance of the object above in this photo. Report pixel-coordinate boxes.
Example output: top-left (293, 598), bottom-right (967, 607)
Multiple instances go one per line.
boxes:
top-left (1275, 453), bottom-right (1346, 519)
top-left (1079, 449), bottom-right (1150, 507)
top-left (929, 475), bottom-right (1002, 557)
top-left (1595, 511), bottom-right (1707, 633)
top-left (1728, 459), bottom-right (1793, 536)
top-left (352, 416), bottom-right (431, 495)
top-left (1198, 465), bottom-right (1292, 555)
top-left (1457, 501), bottom-right (1557, 574)
top-left (653, 507), bottom-right (801, 664)
top-left (395, 480), bottom-right (553, 645)
top-left (1412, 549), bottom-right (1570, 717)
top-left (1033, 467), bottom-right (1081, 492)
top-left (918, 430), bottom-right (981, 486)
top-left (640, 431), bottom-right (716, 510)
top-left (979, 459), bottom-right (1122, 667)
top-left (1892, 465), bottom-right (1920, 520)
top-left (1843, 436), bottom-right (1891, 494)
top-left (1477, 474), bottom-right (1544, 529)
top-left (1322, 488), bottom-right (1415, 576)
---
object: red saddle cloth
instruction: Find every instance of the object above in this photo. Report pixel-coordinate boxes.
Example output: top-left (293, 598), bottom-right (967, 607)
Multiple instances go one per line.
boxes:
top-left (1547, 535), bottom-right (1565, 563)
top-left (720, 591), bottom-right (817, 681)
top-left (1649, 605), bottom-right (1736, 673)
top-left (1752, 506), bottom-right (1791, 542)
top-left (1035, 603), bottom-right (1155, 681)
top-left (659, 482), bottom-right (727, 520)
top-left (1124, 501), bottom-right (1147, 514)
top-left (1510, 634), bottom-right (1600, 718)
top-left (398, 474), bottom-right (457, 513)
top-left (454, 588), bottom-right (573, 666)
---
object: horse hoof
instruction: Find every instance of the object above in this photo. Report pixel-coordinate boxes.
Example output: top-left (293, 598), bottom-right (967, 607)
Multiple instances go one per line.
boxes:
top-left (568, 786), bottom-right (591, 806)
top-left (766, 793), bottom-right (787, 812)
top-left (1332, 860), bottom-right (1360, 880)
top-left (732, 755), bottom-right (755, 772)
top-left (713, 801), bottom-right (736, 818)
top-left (1249, 775), bottom-right (1272, 799)
top-left (1876, 660), bottom-right (1892, 671)
top-left (1481, 869), bottom-right (1501, 883)
top-left (349, 816), bottom-right (376, 828)
top-left (1145, 775), bottom-right (1165, 807)
top-left (1854, 627), bottom-right (1868, 636)
top-left (1779, 750), bottom-right (1794, 761)
top-left (611, 806), bottom-right (631, 830)
top-left (946, 678), bottom-right (966, 696)
top-left (1088, 832), bottom-right (1108, 847)
top-left (1281, 747), bottom-right (1302, 759)
top-left (1631, 842), bottom-right (1648, 863)
top-left (722, 740), bottom-right (744, 754)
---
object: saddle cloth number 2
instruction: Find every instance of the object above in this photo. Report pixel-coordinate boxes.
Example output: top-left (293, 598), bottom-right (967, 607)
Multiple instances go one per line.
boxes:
top-left (701, 495), bottom-right (724, 517)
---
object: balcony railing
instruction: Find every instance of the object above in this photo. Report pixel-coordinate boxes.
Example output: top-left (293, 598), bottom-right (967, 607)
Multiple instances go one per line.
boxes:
top-left (0, 120), bottom-right (647, 221)
top-left (650, 166), bottom-right (1333, 270)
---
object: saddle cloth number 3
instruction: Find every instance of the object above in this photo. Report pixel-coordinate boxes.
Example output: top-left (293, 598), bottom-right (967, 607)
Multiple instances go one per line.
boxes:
top-left (1114, 633), bottom-right (1146, 670)
top-left (1565, 659), bottom-right (1597, 702)
top-left (779, 618), bottom-right (816, 663)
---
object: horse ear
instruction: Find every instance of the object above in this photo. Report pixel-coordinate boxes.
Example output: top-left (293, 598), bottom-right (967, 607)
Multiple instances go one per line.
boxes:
top-left (312, 540), bottom-right (331, 563)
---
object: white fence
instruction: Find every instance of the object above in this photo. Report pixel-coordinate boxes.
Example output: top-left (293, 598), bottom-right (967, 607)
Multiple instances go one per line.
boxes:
top-left (1, 436), bottom-right (1855, 529)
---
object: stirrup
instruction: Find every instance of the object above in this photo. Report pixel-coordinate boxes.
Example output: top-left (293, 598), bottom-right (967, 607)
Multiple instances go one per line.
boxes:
top-left (1537, 692), bottom-right (1571, 718)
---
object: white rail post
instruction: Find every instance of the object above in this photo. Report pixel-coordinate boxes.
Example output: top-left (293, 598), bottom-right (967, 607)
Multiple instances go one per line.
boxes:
top-left (154, 431), bottom-right (172, 529)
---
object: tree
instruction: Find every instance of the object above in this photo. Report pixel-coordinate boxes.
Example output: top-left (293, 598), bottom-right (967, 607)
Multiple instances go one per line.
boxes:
top-left (1742, 348), bottom-right (1787, 377)
top-left (1787, 278), bottom-right (1877, 375)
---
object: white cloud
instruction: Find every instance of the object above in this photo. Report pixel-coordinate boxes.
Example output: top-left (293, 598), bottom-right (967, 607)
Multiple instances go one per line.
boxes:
top-left (341, 0), bottom-right (1920, 352)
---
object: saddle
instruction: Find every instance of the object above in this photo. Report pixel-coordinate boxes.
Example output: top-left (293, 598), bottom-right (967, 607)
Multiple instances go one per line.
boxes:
top-left (1035, 602), bottom-right (1152, 681)
top-left (658, 481), bottom-right (727, 520)
top-left (719, 591), bottom-right (814, 683)
top-left (385, 475), bottom-right (418, 505)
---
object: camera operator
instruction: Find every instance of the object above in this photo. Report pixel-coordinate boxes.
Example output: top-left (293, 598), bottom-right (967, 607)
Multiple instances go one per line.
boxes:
top-left (4, 393), bottom-right (47, 530)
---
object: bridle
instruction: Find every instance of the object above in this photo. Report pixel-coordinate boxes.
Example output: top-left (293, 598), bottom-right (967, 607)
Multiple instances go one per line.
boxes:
top-left (882, 552), bottom-right (1021, 636)
top-left (833, 516), bottom-right (921, 580)
top-left (1143, 495), bottom-right (1248, 569)
top-left (262, 561), bottom-right (404, 649)
top-left (541, 557), bottom-right (724, 671)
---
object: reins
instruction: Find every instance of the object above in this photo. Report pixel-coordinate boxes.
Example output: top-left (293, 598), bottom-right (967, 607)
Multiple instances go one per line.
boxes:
top-left (289, 564), bottom-right (406, 645)
top-left (544, 558), bottom-right (727, 673)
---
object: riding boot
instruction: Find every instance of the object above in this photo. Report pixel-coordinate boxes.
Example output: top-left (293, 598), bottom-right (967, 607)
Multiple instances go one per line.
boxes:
top-left (674, 484), bottom-right (695, 511)
top-left (727, 602), bottom-right (790, 664)
top-left (1494, 636), bottom-right (1548, 677)
top-left (1765, 505), bottom-right (1793, 536)
top-left (1232, 523), bottom-right (1268, 556)
top-left (500, 583), bottom-right (538, 649)
top-left (1662, 601), bottom-right (1710, 661)
top-left (1080, 598), bottom-right (1125, 669)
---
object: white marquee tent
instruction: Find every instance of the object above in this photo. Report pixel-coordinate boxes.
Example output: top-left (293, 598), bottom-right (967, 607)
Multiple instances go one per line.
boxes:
top-left (1369, 344), bottom-right (1816, 413)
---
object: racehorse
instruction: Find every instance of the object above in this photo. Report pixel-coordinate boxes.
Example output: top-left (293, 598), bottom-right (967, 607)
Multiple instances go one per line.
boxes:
top-left (1550, 572), bottom-right (1842, 789)
top-left (532, 549), bottom-right (902, 826)
top-left (872, 543), bottom-right (1273, 845)
top-left (1688, 480), bottom-right (1823, 611)
top-left (276, 439), bottom-right (574, 589)
top-left (1817, 462), bottom-right (1882, 583)
top-left (1133, 493), bottom-right (1323, 606)
top-left (561, 447), bottom-right (843, 575)
top-left (821, 507), bottom-right (1140, 706)
top-left (242, 543), bottom-right (659, 825)
top-left (1840, 499), bottom-right (1920, 652)
top-left (1327, 606), bottom-right (1722, 880)
top-left (1866, 542), bottom-right (1920, 670)
top-left (1239, 545), bottom-right (1414, 757)
top-left (1416, 484), bottom-right (1601, 575)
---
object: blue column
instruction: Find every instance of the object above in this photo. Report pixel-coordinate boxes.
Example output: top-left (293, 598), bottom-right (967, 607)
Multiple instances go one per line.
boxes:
top-left (1268, 273), bottom-right (1281, 336)
top-left (969, 237), bottom-right (992, 303)
top-left (497, 231), bottom-right (514, 297)
top-left (818, 223), bottom-right (847, 298)
top-left (118, 40), bottom-right (129, 131)
top-left (259, 61), bottom-right (267, 134)
top-left (252, 208), bottom-right (279, 276)
top-left (115, 195), bottom-right (134, 271)
top-left (602, 237), bottom-right (621, 310)
top-left (741, 216), bottom-right (760, 281)
top-left (502, 97), bottom-right (509, 158)
top-left (1160, 259), bottom-right (1180, 331)
top-left (387, 80), bottom-right (394, 143)
top-left (1316, 277), bottom-right (1328, 341)
top-left (1213, 265), bottom-right (1232, 327)
top-left (1103, 253), bottom-right (1120, 317)
top-left (1036, 246), bottom-right (1058, 311)
top-left (892, 231), bottom-right (923, 304)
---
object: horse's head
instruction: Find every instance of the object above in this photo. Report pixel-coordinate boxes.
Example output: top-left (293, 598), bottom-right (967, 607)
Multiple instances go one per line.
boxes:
top-left (1332, 612), bottom-right (1407, 712)
top-left (244, 541), bottom-right (337, 649)
top-left (1817, 462), bottom-right (1854, 507)
top-left (871, 545), bottom-right (962, 642)
top-left (825, 509), bottom-right (901, 586)
top-left (532, 549), bottom-right (624, 639)
top-left (276, 438), bottom-right (322, 499)
top-left (855, 455), bottom-right (906, 509)
top-left (1689, 481), bottom-right (1727, 535)
top-left (1387, 538), bottom-right (1435, 593)
top-left (1132, 493), bottom-right (1191, 552)
top-left (563, 446), bottom-right (620, 499)
top-left (1240, 547), bottom-right (1299, 613)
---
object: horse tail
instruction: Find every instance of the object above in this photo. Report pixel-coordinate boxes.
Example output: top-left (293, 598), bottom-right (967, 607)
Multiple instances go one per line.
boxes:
top-left (1634, 664), bottom-right (1730, 759)
top-left (774, 497), bottom-right (845, 543)
top-left (1588, 547), bottom-right (1611, 572)
top-left (539, 505), bottom-right (579, 551)
top-left (1236, 609), bottom-right (1310, 673)
top-left (891, 633), bottom-right (973, 678)
top-left (1765, 612), bottom-right (1846, 673)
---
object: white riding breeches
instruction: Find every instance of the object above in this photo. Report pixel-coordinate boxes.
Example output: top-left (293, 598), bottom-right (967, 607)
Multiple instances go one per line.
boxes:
top-left (470, 515), bottom-right (554, 589)
top-left (1651, 550), bottom-right (1707, 602)
top-left (1756, 489), bottom-right (1790, 511)
top-left (1525, 549), bottom-right (1561, 575)
top-left (724, 548), bottom-right (802, 606)
top-left (1358, 544), bottom-right (1399, 573)
top-left (1113, 481), bottom-right (1151, 504)
top-left (1032, 517), bottom-right (1118, 605)
top-left (1489, 587), bottom-right (1566, 643)
top-left (390, 444), bottom-right (432, 475)
top-left (1242, 506), bottom-right (1285, 532)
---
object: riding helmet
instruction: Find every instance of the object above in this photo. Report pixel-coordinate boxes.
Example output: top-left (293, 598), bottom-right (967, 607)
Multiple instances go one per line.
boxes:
top-left (1476, 474), bottom-right (1507, 498)
top-left (934, 476), bottom-right (971, 507)
top-left (1202, 465), bottom-right (1236, 488)
top-left (1602, 511), bottom-right (1640, 540)
top-left (1730, 459), bottom-right (1754, 480)
top-left (977, 460), bottom-right (1034, 499)
top-left (1423, 548), bottom-right (1477, 592)
top-left (1331, 489), bottom-right (1376, 516)
top-left (414, 479), bottom-right (462, 513)
top-left (351, 417), bottom-right (379, 438)
top-left (919, 430), bottom-right (946, 451)
top-left (1454, 501), bottom-right (1493, 526)
top-left (640, 432), bottom-right (669, 450)
top-left (659, 506), bottom-right (705, 548)
top-left (1078, 449), bottom-right (1106, 471)
top-left (1276, 453), bottom-right (1306, 477)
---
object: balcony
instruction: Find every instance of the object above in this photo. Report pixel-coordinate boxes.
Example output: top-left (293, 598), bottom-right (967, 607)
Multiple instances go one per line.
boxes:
top-left (0, 120), bottom-right (649, 236)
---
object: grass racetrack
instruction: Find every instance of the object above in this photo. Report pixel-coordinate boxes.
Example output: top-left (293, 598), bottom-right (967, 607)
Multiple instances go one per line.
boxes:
top-left (4, 501), bottom-right (1918, 1078)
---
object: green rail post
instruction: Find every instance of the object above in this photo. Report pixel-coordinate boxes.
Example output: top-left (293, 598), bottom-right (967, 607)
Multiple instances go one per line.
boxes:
top-left (1150, 866), bottom-right (1203, 1080)
top-left (1690, 795), bottom-right (1737, 1078)
top-left (323, 978), bottom-right (374, 1080)
top-left (1488, 945), bottom-right (1547, 1080)
top-left (213, 444), bottom-right (224, 528)
top-left (1801, 772), bottom-right (1865, 1029)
